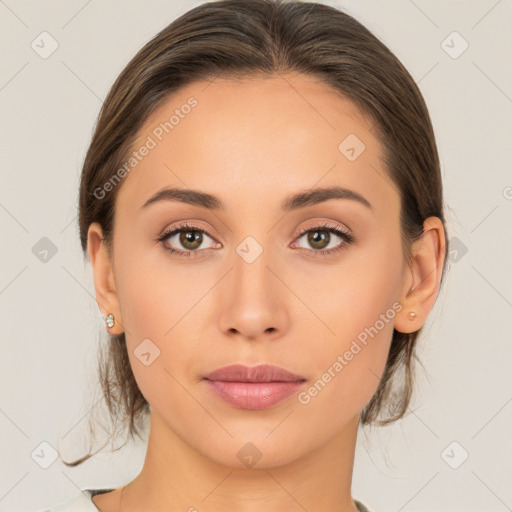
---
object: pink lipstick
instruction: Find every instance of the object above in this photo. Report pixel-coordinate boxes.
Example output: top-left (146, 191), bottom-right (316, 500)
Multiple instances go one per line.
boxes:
top-left (203, 364), bottom-right (307, 410)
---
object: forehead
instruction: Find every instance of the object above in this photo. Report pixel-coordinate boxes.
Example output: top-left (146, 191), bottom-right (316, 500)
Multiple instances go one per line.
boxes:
top-left (116, 73), bottom-right (397, 218)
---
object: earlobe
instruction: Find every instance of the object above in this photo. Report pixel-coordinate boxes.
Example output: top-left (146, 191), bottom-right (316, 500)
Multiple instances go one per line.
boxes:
top-left (87, 222), bottom-right (124, 335)
top-left (394, 216), bottom-right (446, 334)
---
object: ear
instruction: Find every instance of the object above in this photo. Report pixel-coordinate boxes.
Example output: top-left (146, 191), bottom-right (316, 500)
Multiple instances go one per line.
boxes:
top-left (87, 222), bottom-right (124, 335)
top-left (394, 216), bottom-right (446, 334)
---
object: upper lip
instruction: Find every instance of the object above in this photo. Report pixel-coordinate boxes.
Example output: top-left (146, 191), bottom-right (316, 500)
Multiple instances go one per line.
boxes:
top-left (203, 364), bottom-right (306, 383)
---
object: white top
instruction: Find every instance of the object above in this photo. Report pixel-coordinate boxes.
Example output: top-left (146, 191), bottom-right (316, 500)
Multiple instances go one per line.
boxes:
top-left (42, 488), bottom-right (372, 511)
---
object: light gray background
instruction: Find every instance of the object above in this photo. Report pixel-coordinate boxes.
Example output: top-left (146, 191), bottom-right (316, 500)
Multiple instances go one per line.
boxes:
top-left (1, 1), bottom-right (511, 511)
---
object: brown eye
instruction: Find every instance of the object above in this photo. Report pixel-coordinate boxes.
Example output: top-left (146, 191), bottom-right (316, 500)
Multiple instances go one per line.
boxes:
top-left (306, 230), bottom-right (331, 250)
top-left (294, 223), bottom-right (354, 255)
top-left (178, 229), bottom-right (203, 250)
top-left (158, 223), bottom-right (218, 258)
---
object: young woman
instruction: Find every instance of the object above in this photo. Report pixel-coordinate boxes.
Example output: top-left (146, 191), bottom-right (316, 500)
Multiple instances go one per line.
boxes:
top-left (44, 0), bottom-right (448, 510)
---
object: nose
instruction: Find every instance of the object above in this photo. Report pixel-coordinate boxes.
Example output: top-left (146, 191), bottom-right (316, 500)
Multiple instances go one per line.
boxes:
top-left (217, 247), bottom-right (288, 341)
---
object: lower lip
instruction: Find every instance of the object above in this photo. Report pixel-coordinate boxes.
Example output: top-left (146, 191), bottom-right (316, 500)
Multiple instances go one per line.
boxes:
top-left (204, 380), bottom-right (306, 410)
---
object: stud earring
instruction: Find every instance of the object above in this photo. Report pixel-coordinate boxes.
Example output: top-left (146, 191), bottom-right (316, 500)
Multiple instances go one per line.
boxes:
top-left (408, 311), bottom-right (417, 320)
top-left (104, 313), bottom-right (115, 328)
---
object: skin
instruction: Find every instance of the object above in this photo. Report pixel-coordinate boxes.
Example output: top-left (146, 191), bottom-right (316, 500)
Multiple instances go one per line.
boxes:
top-left (87, 72), bottom-right (446, 512)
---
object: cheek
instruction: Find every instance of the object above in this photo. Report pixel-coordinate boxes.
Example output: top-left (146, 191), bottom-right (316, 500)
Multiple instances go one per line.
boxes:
top-left (112, 238), bottom-right (209, 403)
top-left (291, 233), bottom-right (403, 355)
top-left (295, 313), bottom-right (395, 439)
top-left (295, 350), bottom-right (388, 448)
top-left (293, 236), bottom-right (402, 416)
top-left (113, 231), bottom-right (202, 338)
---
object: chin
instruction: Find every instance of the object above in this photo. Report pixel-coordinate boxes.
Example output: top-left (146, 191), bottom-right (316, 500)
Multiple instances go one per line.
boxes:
top-left (196, 434), bottom-right (308, 470)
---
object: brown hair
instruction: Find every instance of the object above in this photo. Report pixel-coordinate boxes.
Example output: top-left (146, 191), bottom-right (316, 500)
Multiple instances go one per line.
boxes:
top-left (63, 0), bottom-right (449, 466)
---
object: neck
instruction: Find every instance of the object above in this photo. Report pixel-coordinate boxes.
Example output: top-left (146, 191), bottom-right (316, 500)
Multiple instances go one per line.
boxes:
top-left (120, 410), bottom-right (361, 512)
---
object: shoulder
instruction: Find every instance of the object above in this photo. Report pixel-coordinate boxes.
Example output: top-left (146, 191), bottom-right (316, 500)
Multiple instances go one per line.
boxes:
top-left (40, 488), bottom-right (114, 512)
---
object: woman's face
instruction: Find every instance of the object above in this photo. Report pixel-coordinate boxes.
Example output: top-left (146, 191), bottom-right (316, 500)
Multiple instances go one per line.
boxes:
top-left (91, 73), bottom-right (415, 467)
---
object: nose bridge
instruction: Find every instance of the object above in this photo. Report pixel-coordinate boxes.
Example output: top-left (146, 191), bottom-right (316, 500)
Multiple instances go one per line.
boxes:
top-left (232, 232), bottom-right (276, 300)
top-left (216, 230), bottom-right (287, 338)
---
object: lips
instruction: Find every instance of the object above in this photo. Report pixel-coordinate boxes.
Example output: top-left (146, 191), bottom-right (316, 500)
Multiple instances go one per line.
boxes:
top-left (203, 364), bottom-right (307, 410)
top-left (203, 364), bottom-right (306, 383)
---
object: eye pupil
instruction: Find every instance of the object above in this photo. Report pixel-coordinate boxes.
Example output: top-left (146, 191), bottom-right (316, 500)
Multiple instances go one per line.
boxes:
top-left (308, 230), bottom-right (329, 249)
top-left (180, 230), bottom-right (202, 249)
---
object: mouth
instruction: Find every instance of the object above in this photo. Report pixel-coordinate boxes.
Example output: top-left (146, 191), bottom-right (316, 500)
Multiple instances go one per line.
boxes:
top-left (203, 364), bottom-right (307, 410)
top-left (203, 363), bottom-right (307, 383)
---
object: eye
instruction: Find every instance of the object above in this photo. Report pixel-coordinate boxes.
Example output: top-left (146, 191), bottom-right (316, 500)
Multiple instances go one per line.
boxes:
top-left (293, 222), bottom-right (354, 256)
top-left (157, 221), bottom-right (354, 259)
top-left (157, 222), bottom-right (219, 259)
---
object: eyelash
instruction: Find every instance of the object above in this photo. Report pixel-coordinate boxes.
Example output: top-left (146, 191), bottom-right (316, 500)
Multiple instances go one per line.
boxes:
top-left (157, 221), bottom-right (354, 259)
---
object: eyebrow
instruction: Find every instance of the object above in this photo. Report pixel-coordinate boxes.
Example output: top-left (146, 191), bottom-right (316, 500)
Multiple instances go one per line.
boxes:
top-left (140, 185), bottom-right (373, 212)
